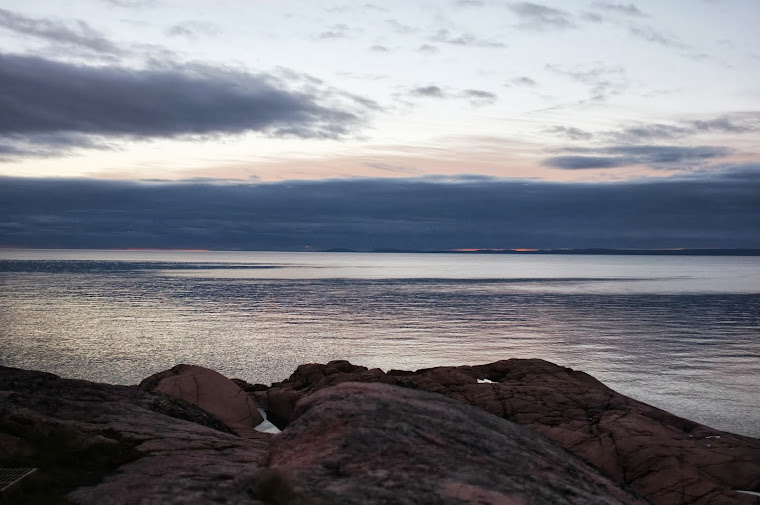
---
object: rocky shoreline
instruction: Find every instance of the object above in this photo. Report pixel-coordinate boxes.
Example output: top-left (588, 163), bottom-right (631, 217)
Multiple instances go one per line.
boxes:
top-left (1, 359), bottom-right (758, 505)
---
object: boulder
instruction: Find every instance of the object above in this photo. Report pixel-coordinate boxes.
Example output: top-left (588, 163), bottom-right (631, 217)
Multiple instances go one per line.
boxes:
top-left (0, 365), bottom-right (271, 505)
top-left (253, 359), bottom-right (760, 505)
top-left (264, 382), bottom-right (648, 505)
top-left (139, 364), bottom-right (263, 437)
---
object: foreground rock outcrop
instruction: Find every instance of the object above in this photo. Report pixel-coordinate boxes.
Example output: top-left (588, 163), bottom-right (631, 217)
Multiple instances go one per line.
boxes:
top-left (2, 359), bottom-right (759, 505)
top-left (268, 382), bottom-right (647, 505)
top-left (1, 363), bottom-right (644, 505)
top-left (242, 359), bottom-right (760, 505)
top-left (0, 365), bottom-right (271, 505)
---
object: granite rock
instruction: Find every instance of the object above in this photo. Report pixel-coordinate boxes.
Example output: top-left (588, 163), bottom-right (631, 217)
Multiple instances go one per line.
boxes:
top-left (5, 358), bottom-right (759, 505)
top-left (249, 359), bottom-right (760, 505)
top-left (267, 381), bottom-right (648, 505)
top-left (0, 365), bottom-right (271, 505)
top-left (139, 364), bottom-right (264, 437)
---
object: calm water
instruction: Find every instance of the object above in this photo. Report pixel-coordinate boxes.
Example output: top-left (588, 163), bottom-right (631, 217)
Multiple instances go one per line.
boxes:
top-left (1, 250), bottom-right (758, 436)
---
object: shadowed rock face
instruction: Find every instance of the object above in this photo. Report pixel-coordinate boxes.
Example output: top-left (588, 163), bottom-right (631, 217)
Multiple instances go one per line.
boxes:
top-left (0, 365), bottom-right (271, 505)
top-left (2, 362), bottom-right (647, 505)
top-left (139, 364), bottom-right (264, 438)
top-left (268, 382), bottom-right (648, 505)
top-left (243, 359), bottom-right (760, 505)
top-left (4, 359), bottom-right (759, 505)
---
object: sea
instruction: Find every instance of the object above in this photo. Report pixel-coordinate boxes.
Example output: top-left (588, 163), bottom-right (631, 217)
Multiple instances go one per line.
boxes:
top-left (0, 250), bottom-right (758, 437)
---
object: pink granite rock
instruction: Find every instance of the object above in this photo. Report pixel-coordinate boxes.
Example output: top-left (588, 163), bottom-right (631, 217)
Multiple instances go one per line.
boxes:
top-left (266, 382), bottom-right (648, 505)
top-left (0, 364), bottom-right (271, 505)
top-left (247, 359), bottom-right (760, 505)
top-left (139, 364), bottom-right (263, 438)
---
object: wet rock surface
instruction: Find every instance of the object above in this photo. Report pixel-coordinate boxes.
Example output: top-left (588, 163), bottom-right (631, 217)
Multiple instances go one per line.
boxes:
top-left (247, 359), bottom-right (760, 505)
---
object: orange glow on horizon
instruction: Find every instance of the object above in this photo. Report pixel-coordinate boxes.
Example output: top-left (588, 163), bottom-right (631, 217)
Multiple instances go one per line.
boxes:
top-left (113, 248), bottom-right (211, 252)
top-left (451, 248), bottom-right (505, 252)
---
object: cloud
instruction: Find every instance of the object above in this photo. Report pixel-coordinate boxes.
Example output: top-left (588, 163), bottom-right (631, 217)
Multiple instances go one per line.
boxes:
top-left (507, 2), bottom-right (574, 29)
top-left (460, 89), bottom-right (498, 105)
top-left (326, 4), bottom-right (388, 14)
top-left (607, 113), bottom-right (760, 143)
top-left (627, 25), bottom-right (686, 49)
top-left (361, 4), bottom-right (388, 13)
top-left (313, 24), bottom-right (352, 40)
top-left (364, 162), bottom-right (420, 175)
top-left (508, 76), bottom-right (538, 87)
top-left (410, 85), bottom-right (446, 98)
top-left (608, 123), bottom-right (690, 142)
top-left (690, 117), bottom-right (757, 133)
top-left (1, 172), bottom-right (758, 249)
top-left (455, 0), bottom-right (485, 6)
top-left (716, 163), bottom-right (760, 182)
top-left (418, 44), bottom-right (439, 54)
top-left (544, 145), bottom-right (732, 170)
top-left (0, 133), bottom-right (114, 161)
top-left (545, 63), bottom-right (628, 100)
top-left (431, 29), bottom-right (505, 48)
top-left (579, 4), bottom-right (693, 56)
top-left (606, 145), bottom-right (732, 163)
top-left (0, 7), bottom-right (123, 55)
top-left (370, 45), bottom-right (389, 52)
top-left (407, 86), bottom-right (497, 105)
top-left (386, 19), bottom-right (417, 35)
top-left (582, 11), bottom-right (604, 23)
top-left (544, 126), bottom-right (593, 141)
top-left (591, 2), bottom-right (647, 18)
top-left (99, 0), bottom-right (157, 7)
top-left (543, 156), bottom-right (629, 169)
top-left (0, 53), bottom-right (373, 159)
top-left (166, 21), bottom-right (220, 39)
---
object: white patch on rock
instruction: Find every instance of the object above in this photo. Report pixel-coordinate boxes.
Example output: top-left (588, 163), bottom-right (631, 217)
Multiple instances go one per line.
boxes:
top-left (255, 408), bottom-right (281, 434)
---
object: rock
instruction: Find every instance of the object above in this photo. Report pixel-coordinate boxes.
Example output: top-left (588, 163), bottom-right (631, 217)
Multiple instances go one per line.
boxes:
top-left (0, 365), bottom-right (271, 505)
top-left (265, 382), bottom-right (648, 505)
top-left (259, 387), bottom-right (304, 430)
top-left (257, 359), bottom-right (760, 505)
top-left (139, 364), bottom-right (264, 437)
top-left (5, 358), bottom-right (759, 505)
top-left (241, 360), bottom-right (395, 429)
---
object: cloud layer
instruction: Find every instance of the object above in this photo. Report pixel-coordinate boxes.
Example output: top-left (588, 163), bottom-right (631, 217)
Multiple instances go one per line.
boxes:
top-left (0, 7), bottom-right (122, 55)
top-left (0, 54), bottom-right (361, 137)
top-left (544, 145), bottom-right (733, 169)
top-left (1, 170), bottom-right (758, 250)
top-left (0, 53), bottom-right (372, 159)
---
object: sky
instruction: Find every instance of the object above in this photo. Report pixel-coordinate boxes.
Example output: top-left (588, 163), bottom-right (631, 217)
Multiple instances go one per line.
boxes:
top-left (0, 0), bottom-right (759, 250)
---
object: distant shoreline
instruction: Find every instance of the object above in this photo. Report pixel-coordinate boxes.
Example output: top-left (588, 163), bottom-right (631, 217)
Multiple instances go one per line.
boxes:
top-left (323, 247), bottom-right (760, 256)
top-left (2, 247), bottom-right (760, 256)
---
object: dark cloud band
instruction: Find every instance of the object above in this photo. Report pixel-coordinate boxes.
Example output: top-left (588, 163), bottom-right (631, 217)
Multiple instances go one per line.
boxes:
top-left (544, 145), bottom-right (732, 169)
top-left (1, 170), bottom-right (758, 250)
top-left (0, 53), bottom-right (370, 159)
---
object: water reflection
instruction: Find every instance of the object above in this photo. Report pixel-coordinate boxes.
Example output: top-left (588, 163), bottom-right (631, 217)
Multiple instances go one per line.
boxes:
top-left (0, 252), bottom-right (759, 436)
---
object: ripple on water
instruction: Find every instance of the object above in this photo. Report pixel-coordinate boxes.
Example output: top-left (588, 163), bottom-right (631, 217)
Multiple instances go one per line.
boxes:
top-left (1, 254), bottom-right (759, 436)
